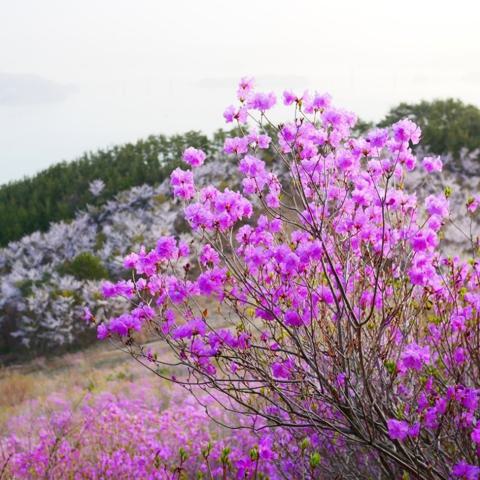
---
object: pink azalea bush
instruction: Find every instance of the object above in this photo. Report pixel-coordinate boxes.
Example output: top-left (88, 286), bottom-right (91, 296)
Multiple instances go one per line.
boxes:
top-left (89, 78), bottom-right (480, 478)
top-left (2, 380), bottom-right (329, 479)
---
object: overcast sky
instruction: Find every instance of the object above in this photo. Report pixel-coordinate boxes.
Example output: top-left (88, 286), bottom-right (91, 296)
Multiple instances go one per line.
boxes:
top-left (0, 0), bottom-right (479, 184)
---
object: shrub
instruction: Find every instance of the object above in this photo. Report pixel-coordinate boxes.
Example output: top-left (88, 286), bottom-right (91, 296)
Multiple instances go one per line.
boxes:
top-left (93, 79), bottom-right (480, 478)
top-left (59, 252), bottom-right (109, 281)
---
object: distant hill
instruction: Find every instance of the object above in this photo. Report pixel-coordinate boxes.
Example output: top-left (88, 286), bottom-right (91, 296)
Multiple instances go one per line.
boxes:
top-left (0, 130), bottom-right (222, 246)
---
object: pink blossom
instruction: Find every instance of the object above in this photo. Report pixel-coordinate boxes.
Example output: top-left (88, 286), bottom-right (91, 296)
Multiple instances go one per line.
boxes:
top-left (282, 90), bottom-right (297, 106)
top-left (197, 267), bottom-right (227, 296)
top-left (271, 359), bottom-right (293, 379)
top-left (304, 91), bottom-right (331, 113)
top-left (472, 426), bottom-right (480, 444)
top-left (247, 92), bottom-right (276, 112)
top-left (97, 323), bottom-right (108, 339)
top-left (172, 318), bottom-right (206, 340)
top-left (184, 202), bottom-right (213, 230)
top-left (399, 343), bottom-right (430, 371)
top-left (178, 241), bottom-right (190, 257)
top-left (453, 347), bottom-right (466, 364)
top-left (422, 155), bottom-right (443, 173)
top-left (224, 136), bottom-right (249, 155)
top-left (156, 236), bottom-right (178, 260)
top-left (410, 228), bottom-right (438, 252)
top-left (467, 194), bottom-right (480, 213)
top-left (170, 168), bottom-right (195, 200)
top-left (284, 309), bottom-right (303, 327)
top-left (425, 194), bottom-right (449, 218)
top-left (266, 192), bottom-right (280, 208)
top-left (83, 307), bottom-right (93, 323)
top-left (183, 147), bottom-right (206, 167)
top-left (386, 419), bottom-right (409, 441)
top-left (223, 105), bottom-right (248, 124)
top-left (101, 280), bottom-right (135, 299)
top-left (392, 119), bottom-right (421, 145)
top-left (452, 462), bottom-right (480, 480)
top-left (199, 244), bottom-right (220, 266)
top-left (237, 76), bottom-right (255, 101)
top-left (367, 128), bottom-right (389, 148)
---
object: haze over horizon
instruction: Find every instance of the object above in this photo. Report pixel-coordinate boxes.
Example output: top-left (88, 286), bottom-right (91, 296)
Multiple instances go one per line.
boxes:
top-left (0, 0), bottom-right (479, 184)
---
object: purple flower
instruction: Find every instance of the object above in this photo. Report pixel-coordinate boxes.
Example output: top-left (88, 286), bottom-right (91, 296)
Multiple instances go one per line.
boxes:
top-left (425, 194), bottom-right (449, 218)
top-left (453, 347), bottom-right (466, 364)
top-left (271, 359), bottom-right (293, 379)
top-left (178, 241), bottom-right (190, 258)
top-left (283, 90), bottom-right (299, 106)
top-left (471, 426), bottom-right (480, 444)
top-left (156, 236), bottom-right (178, 260)
top-left (223, 105), bottom-right (248, 124)
top-left (199, 244), bottom-right (220, 266)
top-left (452, 461), bottom-right (480, 480)
top-left (97, 324), bottom-right (109, 340)
top-left (183, 147), bottom-right (206, 167)
top-left (184, 202), bottom-right (214, 230)
top-left (237, 76), bottom-right (255, 101)
top-left (422, 156), bottom-right (443, 173)
top-left (101, 280), bottom-right (135, 299)
top-left (386, 419), bottom-right (409, 441)
top-left (247, 92), bottom-right (276, 112)
top-left (224, 137), bottom-right (249, 155)
top-left (399, 343), bottom-right (430, 371)
top-left (284, 309), bottom-right (303, 327)
top-left (367, 128), bottom-right (389, 148)
top-left (197, 268), bottom-right (227, 296)
top-left (392, 118), bottom-right (421, 145)
top-left (172, 318), bottom-right (206, 340)
top-left (83, 307), bottom-right (93, 323)
top-left (170, 168), bottom-right (195, 200)
top-left (304, 91), bottom-right (331, 113)
top-left (410, 229), bottom-right (438, 252)
top-left (467, 194), bottom-right (480, 213)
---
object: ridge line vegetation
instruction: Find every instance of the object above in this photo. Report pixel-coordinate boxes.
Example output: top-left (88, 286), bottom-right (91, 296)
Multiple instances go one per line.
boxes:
top-left (1, 98), bottom-right (479, 247)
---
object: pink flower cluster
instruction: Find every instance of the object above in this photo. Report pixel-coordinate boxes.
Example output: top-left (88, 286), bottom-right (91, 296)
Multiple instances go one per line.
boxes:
top-left (1, 381), bottom-right (351, 479)
top-left (182, 146), bottom-right (206, 167)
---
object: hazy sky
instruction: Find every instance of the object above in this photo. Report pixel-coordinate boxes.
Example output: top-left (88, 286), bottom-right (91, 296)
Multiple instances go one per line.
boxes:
top-left (0, 0), bottom-right (479, 184)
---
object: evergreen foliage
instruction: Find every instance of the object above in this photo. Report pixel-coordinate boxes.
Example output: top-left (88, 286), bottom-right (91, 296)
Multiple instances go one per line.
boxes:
top-left (58, 252), bottom-right (109, 281)
top-left (0, 131), bottom-right (213, 246)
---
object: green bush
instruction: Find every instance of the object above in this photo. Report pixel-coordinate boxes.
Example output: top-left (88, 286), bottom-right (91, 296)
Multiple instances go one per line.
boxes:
top-left (58, 252), bottom-right (109, 281)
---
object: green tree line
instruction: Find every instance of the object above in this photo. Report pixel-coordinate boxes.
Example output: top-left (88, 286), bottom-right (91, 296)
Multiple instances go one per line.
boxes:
top-left (0, 131), bottom-right (216, 246)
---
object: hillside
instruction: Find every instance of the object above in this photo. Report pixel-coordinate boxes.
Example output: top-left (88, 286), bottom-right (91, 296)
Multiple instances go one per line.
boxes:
top-left (0, 152), bottom-right (239, 361)
top-left (1, 98), bottom-right (480, 363)
top-left (0, 131), bottom-right (218, 246)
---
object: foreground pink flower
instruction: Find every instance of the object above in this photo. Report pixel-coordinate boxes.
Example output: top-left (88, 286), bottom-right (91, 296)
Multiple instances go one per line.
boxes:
top-left (182, 146), bottom-right (206, 167)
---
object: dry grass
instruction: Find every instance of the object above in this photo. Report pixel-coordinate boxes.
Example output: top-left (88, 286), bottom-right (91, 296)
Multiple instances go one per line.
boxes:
top-left (0, 342), bottom-right (150, 429)
top-left (0, 372), bottom-right (35, 408)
